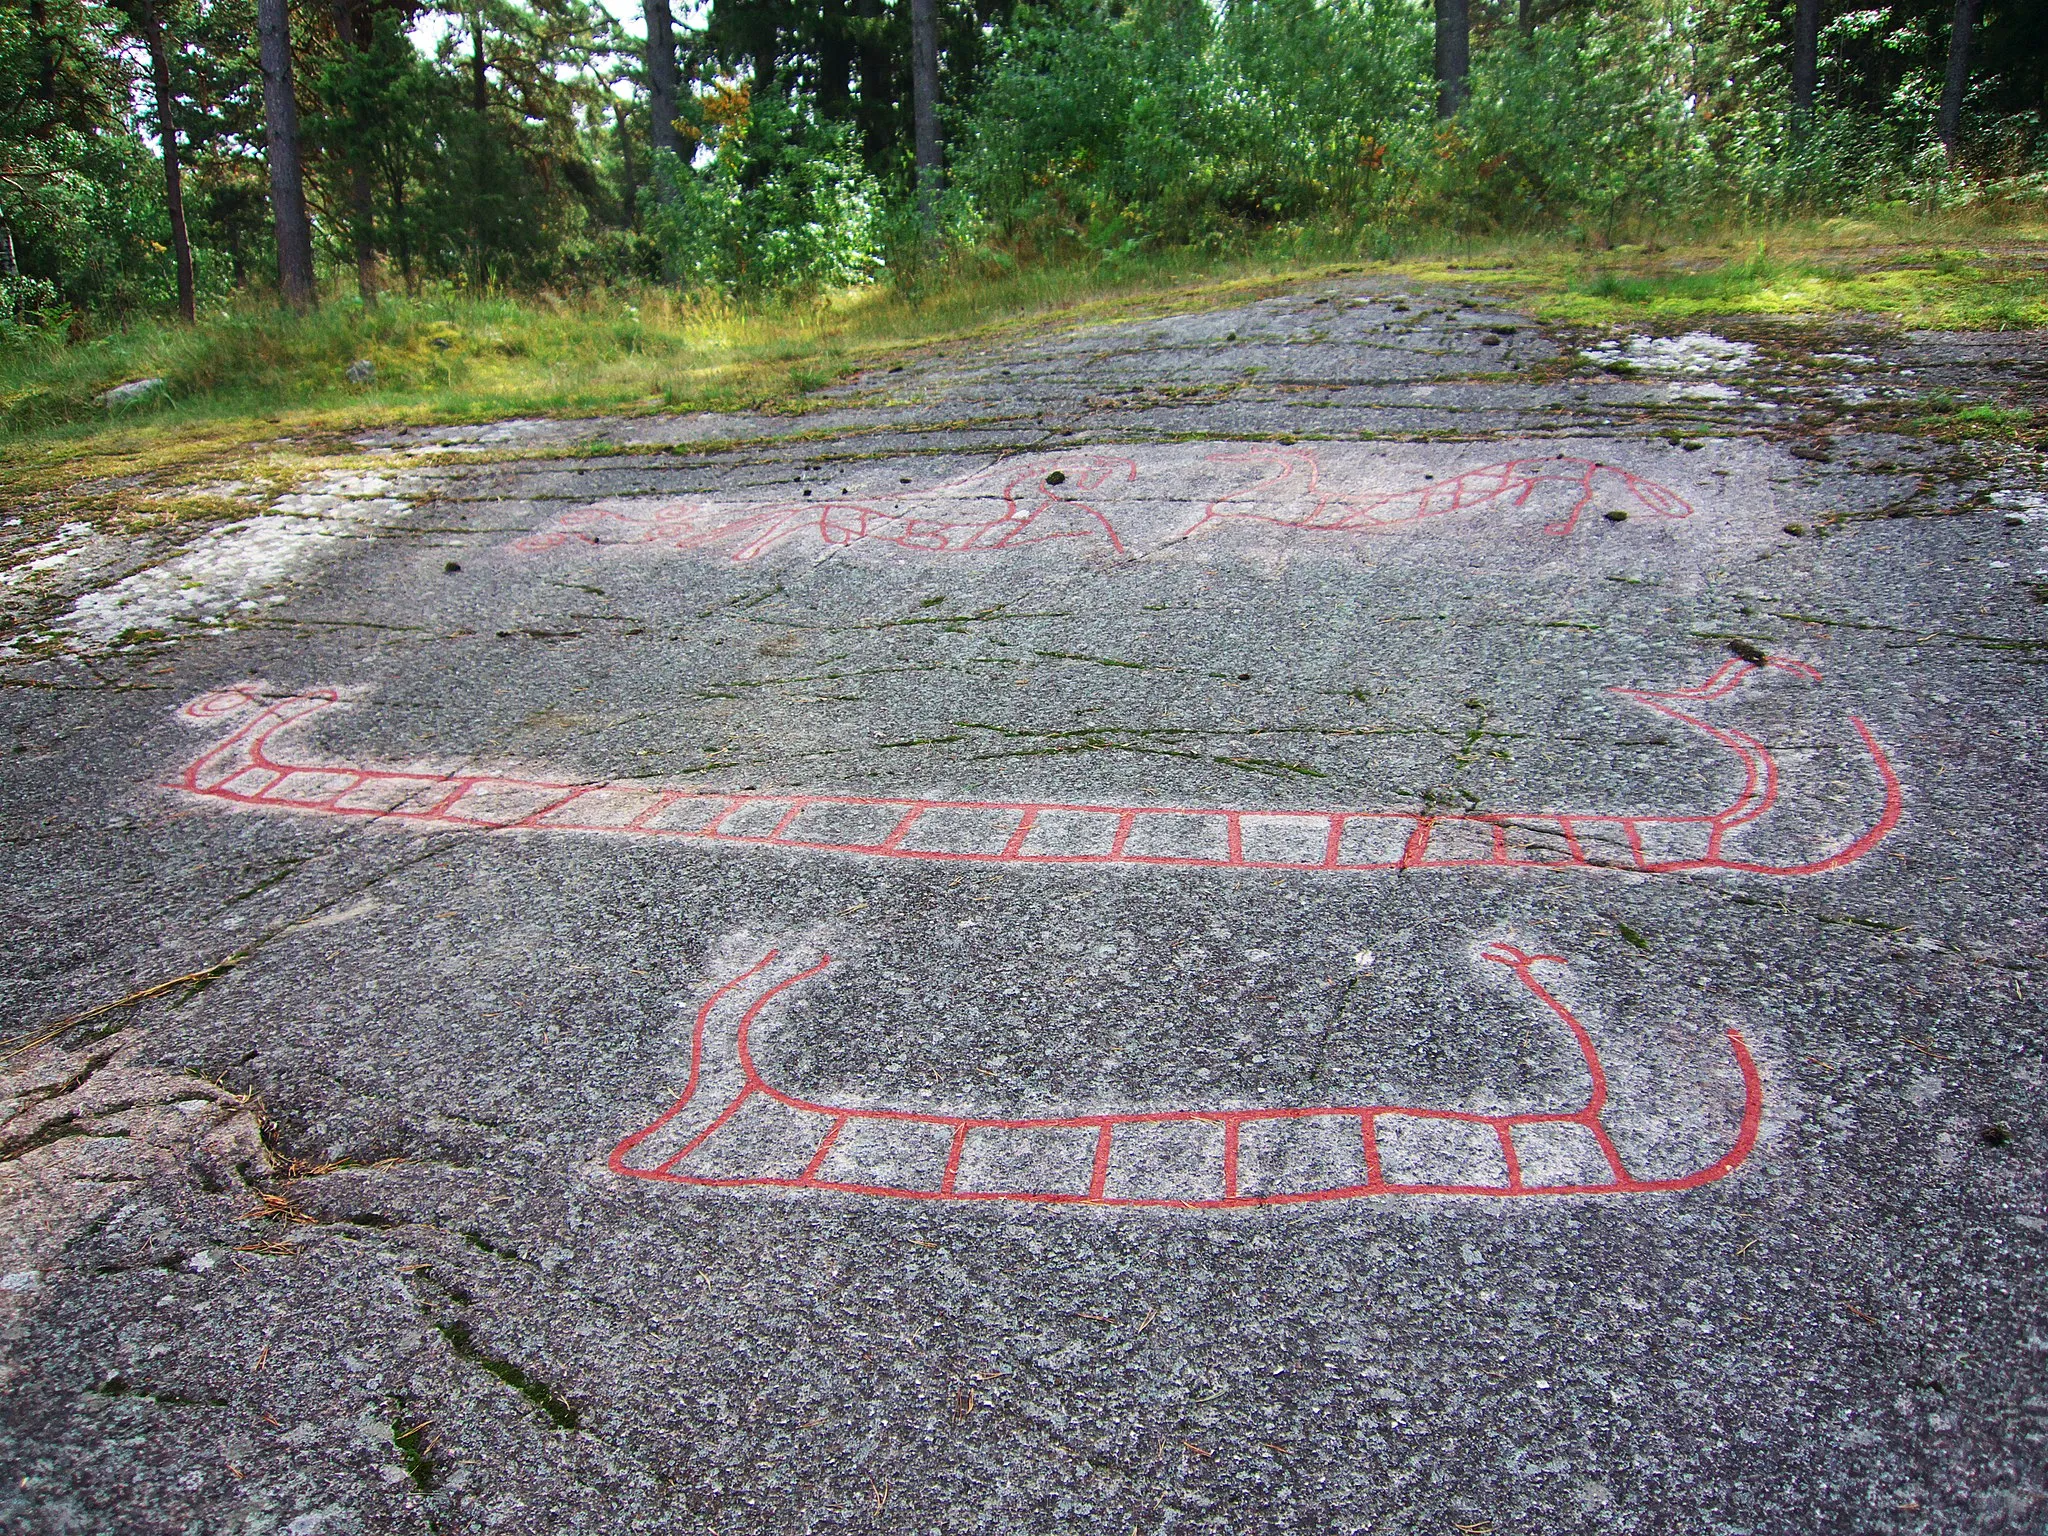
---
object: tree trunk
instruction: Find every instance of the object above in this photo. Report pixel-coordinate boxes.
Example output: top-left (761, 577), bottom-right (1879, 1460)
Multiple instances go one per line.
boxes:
top-left (28, 0), bottom-right (58, 107)
top-left (471, 11), bottom-right (487, 113)
top-left (644, 0), bottom-right (679, 159)
top-left (389, 166), bottom-right (413, 292)
top-left (467, 14), bottom-right (488, 289)
top-left (615, 101), bottom-right (639, 228)
top-left (909, 0), bottom-right (941, 220)
top-left (138, 0), bottom-right (195, 322)
top-left (1936, 0), bottom-right (1980, 153)
top-left (853, 0), bottom-right (893, 169)
top-left (817, 0), bottom-right (852, 121)
top-left (1791, 0), bottom-right (1820, 118)
top-left (1433, 0), bottom-right (1469, 119)
top-left (327, 0), bottom-right (378, 303)
top-left (256, 0), bottom-right (316, 307)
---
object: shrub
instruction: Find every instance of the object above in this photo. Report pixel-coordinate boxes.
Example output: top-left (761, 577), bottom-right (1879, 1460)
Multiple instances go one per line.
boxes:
top-left (950, 0), bottom-right (1992, 248)
top-left (644, 90), bottom-right (884, 297)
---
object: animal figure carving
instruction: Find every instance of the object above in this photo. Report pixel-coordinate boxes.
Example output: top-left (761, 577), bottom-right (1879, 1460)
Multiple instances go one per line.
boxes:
top-left (1190, 450), bottom-right (1694, 540)
top-left (169, 656), bottom-right (1899, 879)
top-left (608, 943), bottom-right (1763, 1207)
top-left (514, 454), bottom-right (1137, 561)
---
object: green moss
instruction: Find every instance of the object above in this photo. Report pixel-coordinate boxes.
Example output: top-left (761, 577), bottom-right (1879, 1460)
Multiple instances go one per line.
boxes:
top-left (387, 1403), bottom-right (438, 1492)
top-left (435, 1320), bottom-right (580, 1431)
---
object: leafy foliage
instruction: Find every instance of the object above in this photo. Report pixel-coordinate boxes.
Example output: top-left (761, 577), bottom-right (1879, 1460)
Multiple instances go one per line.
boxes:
top-left (643, 87), bottom-right (883, 294)
top-left (954, 0), bottom-right (2046, 251)
top-left (0, 0), bottom-right (2044, 334)
top-left (1, 0), bottom-right (178, 318)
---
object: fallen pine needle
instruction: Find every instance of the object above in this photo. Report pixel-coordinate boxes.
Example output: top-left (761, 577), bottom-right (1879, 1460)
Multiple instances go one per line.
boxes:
top-left (5, 951), bottom-right (249, 1058)
top-left (233, 1240), bottom-right (302, 1257)
top-left (240, 1191), bottom-right (315, 1225)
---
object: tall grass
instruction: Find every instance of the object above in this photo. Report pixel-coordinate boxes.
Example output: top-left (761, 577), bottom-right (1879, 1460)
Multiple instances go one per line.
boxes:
top-left (2, 205), bottom-right (2041, 475)
top-left (1, 251), bottom-right (1299, 440)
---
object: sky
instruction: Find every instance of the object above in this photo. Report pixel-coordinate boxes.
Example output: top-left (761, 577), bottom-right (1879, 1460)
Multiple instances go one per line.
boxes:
top-left (411, 0), bottom-right (711, 52)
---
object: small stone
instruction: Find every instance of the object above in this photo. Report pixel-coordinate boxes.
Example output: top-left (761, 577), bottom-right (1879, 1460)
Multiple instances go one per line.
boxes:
top-left (1729, 638), bottom-right (1770, 665)
top-left (1045, 471), bottom-right (1066, 486)
top-left (1982, 1123), bottom-right (2012, 1147)
top-left (444, 560), bottom-right (462, 573)
top-left (346, 359), bottom-right (375, 385)
top-left (98, 378), bottom-right (165, 407)
top-left (1604, 509), bottom-right (1628, 523)
top-left (1480, 334), bottom-right (1502, 346)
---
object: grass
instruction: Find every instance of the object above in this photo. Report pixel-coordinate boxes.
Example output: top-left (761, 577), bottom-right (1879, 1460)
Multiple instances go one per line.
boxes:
top-left (4, 251), bottom-right (1284, 440)
top-left (0, 255), bottom-right (1296, 535)
top-left (1, 204), bottom-right (2042, 537)
top-left (1404, 209), bottom-right (2048, 328)
top-left (1910, 393), bottom-right (2037, 441)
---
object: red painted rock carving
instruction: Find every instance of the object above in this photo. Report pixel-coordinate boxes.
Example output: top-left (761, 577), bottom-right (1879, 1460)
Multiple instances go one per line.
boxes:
top-left (608, 943), bottom-right (1763, 1207)
top-left (172, 657), bottom-right (1899, 879)
top-left (509, 452), bottom-right (1694, 562)
top-left (1192, 450), bottom-right (1692, 540)
top-left (513, 453), bottom-right (1138, 561)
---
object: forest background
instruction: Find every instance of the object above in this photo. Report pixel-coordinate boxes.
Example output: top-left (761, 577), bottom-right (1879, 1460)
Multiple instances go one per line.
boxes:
top-left (0, 0), bottom-right (2044, 445)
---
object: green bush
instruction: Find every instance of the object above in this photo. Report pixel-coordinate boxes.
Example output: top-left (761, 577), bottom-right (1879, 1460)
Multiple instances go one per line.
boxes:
top-left (949, 0), bottom-right (2013, 249)
top-left (643, 92), bottom-right (884, 297)
top-left (954, 0), bottom-right (1429, 250)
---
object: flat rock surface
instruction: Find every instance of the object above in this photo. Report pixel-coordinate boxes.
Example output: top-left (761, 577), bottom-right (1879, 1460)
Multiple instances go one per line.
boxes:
top-left (2, 283), bottom-right (2044, 1534)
